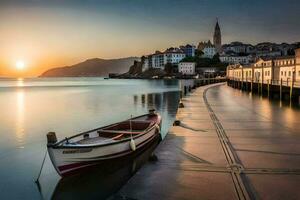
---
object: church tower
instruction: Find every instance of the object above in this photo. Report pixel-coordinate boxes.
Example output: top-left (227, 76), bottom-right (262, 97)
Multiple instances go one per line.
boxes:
top-left (213, 19), bottom-right (222, 53)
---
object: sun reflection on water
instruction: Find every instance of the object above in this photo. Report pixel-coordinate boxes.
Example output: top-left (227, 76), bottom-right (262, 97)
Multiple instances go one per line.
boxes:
top-left (16, 89), bottom-right (25, 148)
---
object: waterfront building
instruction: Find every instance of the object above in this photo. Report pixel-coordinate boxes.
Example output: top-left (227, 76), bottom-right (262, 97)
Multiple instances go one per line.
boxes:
top-left (227, 48), bottom-right (300, 85)
top-left (213, 19), bottom-right (222, 53)
top-left (253, 58), bottom-right (273, 83)
top-left (274, 56), bottom-right (296, 84)
top-left (243, 65), bottom-right (253, 81)
top-left (142, 48), bottom-right (186, 70)
top-left (227, 64), bottom-right (241, 80)
top-left (164, 47), bottom-right (186, 65)
top-left (178, 62), bottom-right (195, 75)
top-left (180, 44), bottom-right (196, 57)
top-left (226, 64), bottom-right (236, 78)
top-left (227, 64), bottom-right (253, 82)
top-left (296, 49), bottom-right (300, 82)
top-left (152, 51), bottom-right (165, 69)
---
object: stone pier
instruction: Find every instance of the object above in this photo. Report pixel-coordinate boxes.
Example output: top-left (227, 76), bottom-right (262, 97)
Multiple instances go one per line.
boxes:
top-left (113, 83), bottom-right (300, 200)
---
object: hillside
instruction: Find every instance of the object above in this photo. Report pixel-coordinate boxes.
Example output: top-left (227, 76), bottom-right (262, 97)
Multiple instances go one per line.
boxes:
top-left (40, 57), bottom-right (139, 77)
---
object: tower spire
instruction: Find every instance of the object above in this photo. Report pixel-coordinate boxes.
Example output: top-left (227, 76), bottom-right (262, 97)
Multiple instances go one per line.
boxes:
top-left (213, 18), bottom-right (222, 53)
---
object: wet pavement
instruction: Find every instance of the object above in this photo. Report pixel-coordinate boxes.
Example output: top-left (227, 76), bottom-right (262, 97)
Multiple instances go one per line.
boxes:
top-left (114, 83), bottom-right (300, 200)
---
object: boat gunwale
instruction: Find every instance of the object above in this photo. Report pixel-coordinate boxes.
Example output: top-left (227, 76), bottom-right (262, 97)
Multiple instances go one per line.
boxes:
top-left (49, 114), bottom-right (160, 149)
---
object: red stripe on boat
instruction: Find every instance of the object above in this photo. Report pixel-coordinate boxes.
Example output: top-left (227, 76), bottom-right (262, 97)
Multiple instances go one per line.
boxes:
top-left (58, 133), bottom-right (157, 172)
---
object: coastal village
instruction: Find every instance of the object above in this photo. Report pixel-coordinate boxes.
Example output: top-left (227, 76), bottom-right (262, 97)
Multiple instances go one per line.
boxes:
top-left (119, 20), bottom-right (300, 80)
top-left (2, 1), bottom-right (300, 199)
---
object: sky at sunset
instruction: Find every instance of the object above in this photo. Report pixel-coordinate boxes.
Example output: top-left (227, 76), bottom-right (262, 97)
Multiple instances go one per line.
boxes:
top-left (0, 0), bottom-right (300, 77)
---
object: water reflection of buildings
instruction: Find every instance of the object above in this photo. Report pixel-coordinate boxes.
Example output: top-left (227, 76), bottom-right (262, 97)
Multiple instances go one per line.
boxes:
top-left (133, 91), bottom-right (180, 119)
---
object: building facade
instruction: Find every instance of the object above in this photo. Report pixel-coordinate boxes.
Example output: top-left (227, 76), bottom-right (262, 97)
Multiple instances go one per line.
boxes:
top-left (198, 40), bottom-right (216, 58)
top-left (164, 47), bottom-right (186, 65)
top-left (178, 62), bottom-right (196, 75)
top-left (253, 58), bottom-right (273, 83)
top-left (152, 51), bottom-right (165, 69)
top-left (142, 48), bottom-right (186, 70)
top-left (296, 49), bottom-right (300, 82)
top-left (275, 56), bottom-right (296, 83)
top-left (220, 54), bottom-right (253, 64)
top-left (222, 42), bottom-right (253, 54)
top-left (180, 44), bottom-right (196, 57)
top-left (227, 48), bottom-right (300, 86)
top-left (203, 46), bottom-right (216, 58)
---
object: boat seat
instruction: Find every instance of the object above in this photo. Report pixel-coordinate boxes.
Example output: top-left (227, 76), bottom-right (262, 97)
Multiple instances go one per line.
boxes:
top-left (111, 134), bottom-right (124, 140)
top-left (77, 136), bottom-right (113, 144)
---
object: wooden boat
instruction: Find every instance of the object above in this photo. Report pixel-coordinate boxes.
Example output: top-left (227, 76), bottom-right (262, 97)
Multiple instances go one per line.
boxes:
top-left (51, 135), bottom-right (161, 199)
top-left (46, 110), bottom-right (161, 177)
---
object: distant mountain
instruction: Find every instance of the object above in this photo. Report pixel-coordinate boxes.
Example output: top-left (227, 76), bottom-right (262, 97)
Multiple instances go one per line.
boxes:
top-left (40, 57), bottom-right (139, 77)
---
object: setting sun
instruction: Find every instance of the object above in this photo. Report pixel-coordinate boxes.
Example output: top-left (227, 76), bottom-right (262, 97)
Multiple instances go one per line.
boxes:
top-left (16, 61), bottom-right (25, 70)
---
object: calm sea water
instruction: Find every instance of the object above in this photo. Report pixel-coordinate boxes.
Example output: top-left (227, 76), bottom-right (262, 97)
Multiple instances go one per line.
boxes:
top-left (0, 78), bottom-right (181, 199)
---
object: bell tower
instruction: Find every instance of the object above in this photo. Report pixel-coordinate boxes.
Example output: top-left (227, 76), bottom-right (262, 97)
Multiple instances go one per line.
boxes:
top-left (213, 18), bottom-right (222, 53)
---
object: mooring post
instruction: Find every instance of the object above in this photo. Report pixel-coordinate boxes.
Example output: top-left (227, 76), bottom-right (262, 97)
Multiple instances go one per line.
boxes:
top-left (267, 80), bottom-right (270, 98)
top-left (280, 78), bottom-right (282, 101)
top-left (290, 75), bottom-right (294, 104)
top-left (261, 79), bottom-right (263, 95)
top-left (251, 78), bottom-right (253, 94)
top-left (257, 80), bottom-right (260, 95)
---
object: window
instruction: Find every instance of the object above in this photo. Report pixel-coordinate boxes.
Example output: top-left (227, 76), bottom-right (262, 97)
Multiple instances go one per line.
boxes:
top-left (298, 71), bottom-right (300, 76)
top-left (281, 71), bottom-right (283, 76)
top-left (285, 71), bottom-right (286, 76)
top-left (289, 71), bottom-right (291, 76)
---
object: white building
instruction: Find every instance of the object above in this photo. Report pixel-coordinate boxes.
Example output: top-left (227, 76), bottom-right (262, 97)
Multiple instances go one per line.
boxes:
top-left (152, 51), bottom-right (165, 69)
top-left (220, 54), bottom-right (253, 64)
top-left (142, 48), bottom-right (186, 70)
top-left (164, 47), bottom-right (186, 65)
top-left (178, 62), bottom-right (195, 75)
top-left (203, 46), bottom-right (216, 58)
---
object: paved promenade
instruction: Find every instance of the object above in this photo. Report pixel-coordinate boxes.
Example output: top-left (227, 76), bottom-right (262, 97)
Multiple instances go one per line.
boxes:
top-left (114, 83), bottom-right (300, 200)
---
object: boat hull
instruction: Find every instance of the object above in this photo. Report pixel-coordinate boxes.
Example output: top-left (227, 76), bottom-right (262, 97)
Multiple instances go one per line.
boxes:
top-left (48, 116), bottom-right (161, 176)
